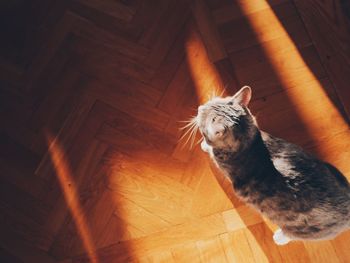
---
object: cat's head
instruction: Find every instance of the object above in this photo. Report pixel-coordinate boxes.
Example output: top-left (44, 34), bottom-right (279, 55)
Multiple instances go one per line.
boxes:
top-left (196, 86), bottom-right (257, 150)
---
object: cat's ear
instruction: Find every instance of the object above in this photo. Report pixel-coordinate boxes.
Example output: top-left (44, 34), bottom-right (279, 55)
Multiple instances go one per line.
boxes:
top-left (231, 86), bottom-right (252, 106)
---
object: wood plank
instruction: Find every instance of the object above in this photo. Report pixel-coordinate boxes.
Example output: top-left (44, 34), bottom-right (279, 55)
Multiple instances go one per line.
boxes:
top-left (50, 189), bottom-right (112, 259)
top-left (73, 211), bottom-right (228, 262)
top-left (76, 44), bottom-right (155, 83)
top-left (294, 0), bottom-right (350, 118)
top-left (48, 140), bottom-right (109, 258)
top-left (243, 229), bottom-right (270, 263)
top-left (222, 206), bottom-right (262, 232)
top-left (86, 83), bottom-right (170, 132)
top-left (35, 93), bottom-right (96, 180)
top-left (277, 239), bottom-right (310, 263)
top-left (232, 45), bottom-right (326, 97)
top-left (247, 223), bottom-right (283, 262)
top-left (197, 236), bottom-right (228, 263)
top-left (0, 132), bottom-right (48, 201)
top-left (96, 120), bottom-right (176, 156)
top-left (192, 0), bottom-right (227, 62)
top-left (0, 178), bottom-right (50, 225)
top-left (24, 11), bottom-right (78, 92)
top-left (0, 203), bottom-right (54, 252)
top-left (139, 250), bottom-right (176, 263)
top-left (143, 0), bottom-right (190, 68)
top-left (138, 1), bottom-right (176, 47)
top-left (84, 74), bottom-right (162, 108)
top-left (219, 230), bottom-right (256, 263)
top-left (218, 3), bottom-right (310, 52)
top-left (107, 155), bottom-right (195, 225)
top-left (157, 59), bottom-right (192, 114)
top-left (306, 130), bottom-right (350, 179)
top-left (185, 20), bottom-right (225, 103)
top-left (75, 0), bottom-right (136, 22)
top-left (171, 242), bottom-right (202, 263)
top-left (71, 14), bottom-right (150, 62)
top-left (331, 231), bottom-right (350, 263)
top-left (304, 241), bottom-right (341, 263)
top-left (29, 63), bottom-right (82, 156)
top-left (150, 22), bottom-right (187, 92)
top-left (95, 194), bottom-right (146, 249)
top-left (247, 78), bottom-right (349, 146)
top-left (69, 2), bottom-right (142, 41)
top-left (212, 0), bottom-right (289, 25)
top-left (109, 195), bottom-right (171, 240)
top-left (189, 166), bottom-right (233, 217)
top-left (214, 58), bottom-right (239, 94)
top-left (0, 230), bottom-right (57, 263)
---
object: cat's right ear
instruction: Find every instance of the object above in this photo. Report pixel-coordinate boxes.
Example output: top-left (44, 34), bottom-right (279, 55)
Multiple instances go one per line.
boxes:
top-left (231, 86), bottom-right (252, 106)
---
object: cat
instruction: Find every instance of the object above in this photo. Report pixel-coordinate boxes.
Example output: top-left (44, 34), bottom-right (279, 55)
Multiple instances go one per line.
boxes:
top-left (196, 86), bottom-right (350, 245)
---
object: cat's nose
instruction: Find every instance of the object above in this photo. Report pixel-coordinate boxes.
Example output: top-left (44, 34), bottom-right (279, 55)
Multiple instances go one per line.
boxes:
top-left (213, 126), bottom-right (226, 139)
top-left (208, 124), bottom-right (225, 141)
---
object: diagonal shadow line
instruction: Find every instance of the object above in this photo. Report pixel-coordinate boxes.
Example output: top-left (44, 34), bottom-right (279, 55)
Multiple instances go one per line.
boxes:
top-left (238, 1), bottom-right (349, 135)
top-left (45, 132), bottom-right (100, 263)
top-left (42, 100), bottom-right (137, 262)
top-left (235, 0), bottom-right (350, 171)
top-left (270, 0), bottom-right (350, 125)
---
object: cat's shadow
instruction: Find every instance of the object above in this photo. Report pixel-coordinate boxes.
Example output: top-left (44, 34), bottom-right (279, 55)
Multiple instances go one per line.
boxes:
top-left (206, 154), bottom-right (308, 262)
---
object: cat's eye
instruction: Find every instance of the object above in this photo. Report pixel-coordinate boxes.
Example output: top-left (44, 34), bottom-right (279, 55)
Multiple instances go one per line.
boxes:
top-left (212, 117), bottom-right (216, 123)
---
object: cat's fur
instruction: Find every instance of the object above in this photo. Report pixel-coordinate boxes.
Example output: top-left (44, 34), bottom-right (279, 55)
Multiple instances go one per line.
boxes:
top-left (196, 86), bottom-right (350, 245)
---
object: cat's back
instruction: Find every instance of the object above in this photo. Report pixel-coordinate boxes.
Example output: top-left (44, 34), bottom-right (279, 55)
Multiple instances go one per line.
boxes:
top-left (260, 132), bottom-right (350, 239)
top-left (261, 131), bottom-right (350, 191)
top-left (261, 131), bottom-right (350, 211)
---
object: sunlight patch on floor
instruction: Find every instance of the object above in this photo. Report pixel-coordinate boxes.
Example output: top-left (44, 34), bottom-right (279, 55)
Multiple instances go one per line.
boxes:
top-left (237, 0), bottom-right (349, 163)
top-left (185, 25), bottom-right (226, 104)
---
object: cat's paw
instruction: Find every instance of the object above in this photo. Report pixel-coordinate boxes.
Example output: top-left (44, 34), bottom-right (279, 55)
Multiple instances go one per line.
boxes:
top-left (273, 229), bottom-right (291, 246)
top-left (200, 140), bottom-right (210, 152)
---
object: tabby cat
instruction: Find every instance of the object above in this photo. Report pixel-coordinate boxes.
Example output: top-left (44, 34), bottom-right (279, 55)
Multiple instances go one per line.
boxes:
top-left (196, 86), bottom-right (350, 245)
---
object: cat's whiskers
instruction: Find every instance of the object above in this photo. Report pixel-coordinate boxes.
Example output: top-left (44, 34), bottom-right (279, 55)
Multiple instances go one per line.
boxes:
top-left (179, 116), bottom-right (197, 133)
top-left (179, 116), bottom-right (196, 139)
top-left (190, 126), bottom-right (199, 149)
top-left (220, 88), bottom-right (226, 97)
top-left (179, 124), bottom-right (196, 142)
top-left (179, 116), bottom-right (200, 149)
top-left (177, 115), bottom-right (197, 123)
top-left (181, 125), bottom-right (196, 147)
top-left (185, 126), bottom-right (196, 148)
top-left (179, 120), bottom-right (197, 130)
top-left (195, 136), bottom-right (204, 146)
top-left (211, 90), bottom-right (216, 100)
top-left (206, 93), bottom-right (211, 101)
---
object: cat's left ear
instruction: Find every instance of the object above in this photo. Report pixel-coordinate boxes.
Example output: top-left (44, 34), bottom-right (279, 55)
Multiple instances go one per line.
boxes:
top-left (231, 86), bottom-right (252, 106)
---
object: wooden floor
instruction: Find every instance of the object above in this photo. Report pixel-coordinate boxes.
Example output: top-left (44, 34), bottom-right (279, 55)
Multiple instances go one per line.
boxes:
top-left (1, 0), bottom-right (350, 262)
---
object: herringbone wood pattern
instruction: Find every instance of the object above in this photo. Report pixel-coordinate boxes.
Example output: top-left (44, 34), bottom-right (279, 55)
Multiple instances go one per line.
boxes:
top-left (1, 0), bottom-right (350, 262)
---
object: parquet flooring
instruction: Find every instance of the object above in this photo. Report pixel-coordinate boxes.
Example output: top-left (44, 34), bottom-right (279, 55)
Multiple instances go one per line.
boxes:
top-left (0, 0), bottom-right (350, 262)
